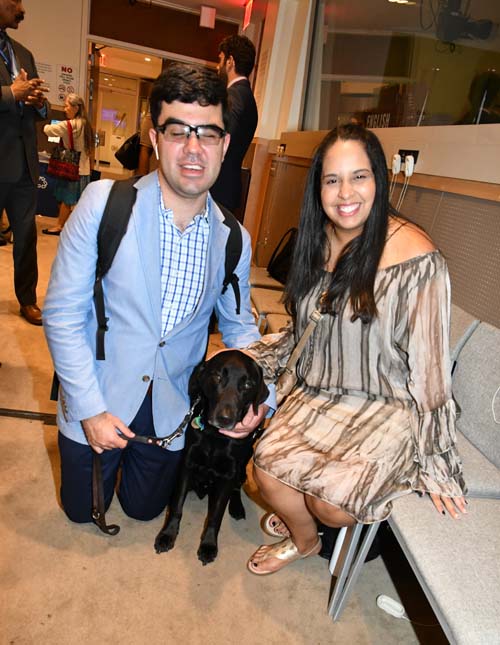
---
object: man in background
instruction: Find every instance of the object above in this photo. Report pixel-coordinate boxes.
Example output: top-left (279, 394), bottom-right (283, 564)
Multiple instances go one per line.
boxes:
top-left (0, 0), bottom-right (48, 325)
top-left (211, 34), bottom-right (258, 221)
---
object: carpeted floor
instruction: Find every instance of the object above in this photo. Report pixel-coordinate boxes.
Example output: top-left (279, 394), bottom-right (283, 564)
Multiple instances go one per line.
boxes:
top-left (0, 215), bottom-right (447, 644)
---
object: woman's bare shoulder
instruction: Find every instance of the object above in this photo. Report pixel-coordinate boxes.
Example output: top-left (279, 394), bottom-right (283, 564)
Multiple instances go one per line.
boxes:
top-left (380, 218), bottom-right (436, 268)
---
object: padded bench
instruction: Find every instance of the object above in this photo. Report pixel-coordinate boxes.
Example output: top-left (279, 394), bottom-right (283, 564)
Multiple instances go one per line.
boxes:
top-left (265, 313), bottom-right (292, 334)
top-left (250, 266), bottom-right (284, 290)
top-left (251, 287), bottom-right (287, 333)
top-left (328, 316), bottom-right (500, 644)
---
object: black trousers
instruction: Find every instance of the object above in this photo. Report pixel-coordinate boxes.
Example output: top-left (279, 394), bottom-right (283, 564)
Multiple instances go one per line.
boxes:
top-left (0, 159), bottom-right (38, 306)
top-left (58, 393), bottom-right (183, 523)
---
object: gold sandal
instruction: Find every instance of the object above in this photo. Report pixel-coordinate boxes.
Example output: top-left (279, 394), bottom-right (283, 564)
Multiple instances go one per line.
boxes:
top-left (247, 536), bottom-right (322, 576)
top-left (261, 512), bottom-right (291, 538)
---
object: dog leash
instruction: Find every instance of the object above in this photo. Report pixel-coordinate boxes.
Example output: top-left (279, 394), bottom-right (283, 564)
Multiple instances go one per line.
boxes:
top-left (91, 395), bottom-right (200, 536)
top-left (118, 395), bottom-right (201, 449)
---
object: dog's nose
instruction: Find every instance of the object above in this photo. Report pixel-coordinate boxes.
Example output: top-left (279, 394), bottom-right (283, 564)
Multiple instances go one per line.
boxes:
top-left (214, 412), bottom-right (236, 429)
top-left (211, 404), bottom-right (238, 429)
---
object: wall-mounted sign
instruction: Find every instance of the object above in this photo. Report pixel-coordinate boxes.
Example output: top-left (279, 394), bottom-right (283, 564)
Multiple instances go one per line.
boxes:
top-left (35, 61), bottom-right (79, 106)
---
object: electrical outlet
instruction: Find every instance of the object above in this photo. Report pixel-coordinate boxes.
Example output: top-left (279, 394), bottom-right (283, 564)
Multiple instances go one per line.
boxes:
top-left (398, 149), bottom-right (419, 165)
top-left (398, 150), bottom-right (418, 166)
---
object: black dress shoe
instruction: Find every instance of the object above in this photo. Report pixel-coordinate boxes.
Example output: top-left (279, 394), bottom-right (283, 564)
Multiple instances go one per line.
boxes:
top-left (20, 304), bottom-right (43, 326)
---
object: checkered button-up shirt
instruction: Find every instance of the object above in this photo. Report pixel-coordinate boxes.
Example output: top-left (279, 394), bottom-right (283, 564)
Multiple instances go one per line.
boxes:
top-left (159, 186), bottom-right (210, 335)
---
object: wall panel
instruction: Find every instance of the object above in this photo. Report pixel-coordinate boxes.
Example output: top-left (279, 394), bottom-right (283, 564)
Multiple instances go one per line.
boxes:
top-left (89, 0), bottom-right (237, 63)
top-left (254, 157), bottom-right (309, 266)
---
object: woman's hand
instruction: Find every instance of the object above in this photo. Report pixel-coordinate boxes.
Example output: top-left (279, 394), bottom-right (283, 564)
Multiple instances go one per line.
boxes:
top-left (430, 493), bottom-right (468, 519)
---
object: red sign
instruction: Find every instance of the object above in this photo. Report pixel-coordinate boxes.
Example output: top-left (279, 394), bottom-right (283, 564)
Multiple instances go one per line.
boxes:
top-left (243, 0), bottom-right (253, 31)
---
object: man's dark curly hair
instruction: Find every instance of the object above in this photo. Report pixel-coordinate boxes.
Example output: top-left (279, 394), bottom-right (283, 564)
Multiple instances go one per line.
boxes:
top-left (218, 35), bottom-right (256, 78)
top-left (149, 63), bottom-right (229, 130)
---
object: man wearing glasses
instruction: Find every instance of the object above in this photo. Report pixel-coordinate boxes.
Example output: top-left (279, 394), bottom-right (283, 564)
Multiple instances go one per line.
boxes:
top-left (43, 64), bottom-right (270, 527)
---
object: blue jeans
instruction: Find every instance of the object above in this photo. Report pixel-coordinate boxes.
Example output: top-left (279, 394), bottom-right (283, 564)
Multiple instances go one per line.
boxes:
top-left (58, 393), bottom-right (183, 523)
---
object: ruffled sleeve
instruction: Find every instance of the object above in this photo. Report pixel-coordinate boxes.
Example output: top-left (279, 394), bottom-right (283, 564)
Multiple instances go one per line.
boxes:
top-left (245, 322), bottom-right (296, 384)
top-left (401, 253), bottom-right (467, 497)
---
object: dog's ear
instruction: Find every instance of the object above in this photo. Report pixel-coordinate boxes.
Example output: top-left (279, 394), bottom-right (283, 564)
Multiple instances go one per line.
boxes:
top-left (188, 361), bottom-right (206, 403)
top-left (252, 365), bottom-right (270, 415)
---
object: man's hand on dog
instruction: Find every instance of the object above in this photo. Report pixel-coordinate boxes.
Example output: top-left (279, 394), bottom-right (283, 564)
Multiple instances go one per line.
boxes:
top-left (218, 403), bottom-right (269, 439)
top-left (82, 412), bottom-right (135, 453)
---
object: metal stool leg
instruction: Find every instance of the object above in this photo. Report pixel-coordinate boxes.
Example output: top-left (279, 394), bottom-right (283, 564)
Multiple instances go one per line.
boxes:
top-left (328, 522), bottom-right (382, 621)
top-left (329, 526), bottom-right (347, 575)
top-left (327, 524), bottom-right (363, 618)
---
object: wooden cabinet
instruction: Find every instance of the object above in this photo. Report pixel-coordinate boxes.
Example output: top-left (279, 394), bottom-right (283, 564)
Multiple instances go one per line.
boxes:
top-left (254, 156), bottom-right (310, 267)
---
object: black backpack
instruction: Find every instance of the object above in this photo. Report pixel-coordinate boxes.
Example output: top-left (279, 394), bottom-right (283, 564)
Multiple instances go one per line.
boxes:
top-left (50, 176), bottom-right (242, 400)
top-left (267, 227), bottom-right (298, 285)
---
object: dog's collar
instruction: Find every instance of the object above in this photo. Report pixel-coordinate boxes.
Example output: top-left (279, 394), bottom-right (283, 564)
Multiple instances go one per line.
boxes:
top-left (191, 415), bottom-right (205, 431)
top-left (190, 415), bottom-right (260, 440)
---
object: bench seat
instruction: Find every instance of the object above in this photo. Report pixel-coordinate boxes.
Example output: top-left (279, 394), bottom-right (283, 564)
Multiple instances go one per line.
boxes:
top-left (389, 495), bottom-right (500, 645)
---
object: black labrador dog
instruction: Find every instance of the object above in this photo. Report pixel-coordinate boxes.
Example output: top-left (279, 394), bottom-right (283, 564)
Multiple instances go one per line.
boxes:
top-left (154, 350), bottom-right (269, 565)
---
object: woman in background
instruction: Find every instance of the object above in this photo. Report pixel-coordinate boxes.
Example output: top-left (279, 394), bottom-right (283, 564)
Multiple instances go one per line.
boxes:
top-left (245, 123), bottom-right (467, 575)
top-left (42, 93), bottom-right (93, 235)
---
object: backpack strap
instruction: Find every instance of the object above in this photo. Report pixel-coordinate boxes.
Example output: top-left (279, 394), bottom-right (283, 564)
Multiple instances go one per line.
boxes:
top-left (216, 202), bottom-right (242, 315)
top-left (94, 177), bottom-right (138, 360)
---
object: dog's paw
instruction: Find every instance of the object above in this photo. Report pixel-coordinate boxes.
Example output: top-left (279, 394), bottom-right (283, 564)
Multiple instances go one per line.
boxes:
top-left (198, 542), bottom-right (218, 565)
top-left (154, 531), bottom-right (177, 554)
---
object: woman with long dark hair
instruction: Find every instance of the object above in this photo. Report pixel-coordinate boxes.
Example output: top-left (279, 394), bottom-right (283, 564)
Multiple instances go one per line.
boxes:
top-left (246, 123), bottom-right (467, 575)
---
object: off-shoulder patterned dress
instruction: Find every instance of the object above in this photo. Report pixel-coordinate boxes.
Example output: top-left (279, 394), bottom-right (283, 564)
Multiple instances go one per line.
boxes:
top-left (247, 251), bottom-right (466, 524)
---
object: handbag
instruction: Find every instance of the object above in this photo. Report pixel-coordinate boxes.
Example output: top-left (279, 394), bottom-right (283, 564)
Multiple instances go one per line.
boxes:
top-left (267, 227), bottom-right (298, 285)
top-left (114, 131), bottom-right (141, 170)
top-left (47, 120), bottom-right (80, 181)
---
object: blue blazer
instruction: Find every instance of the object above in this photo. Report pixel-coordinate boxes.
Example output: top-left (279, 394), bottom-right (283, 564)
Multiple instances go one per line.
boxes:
top-left (43, 172), bottom-right (264, 448)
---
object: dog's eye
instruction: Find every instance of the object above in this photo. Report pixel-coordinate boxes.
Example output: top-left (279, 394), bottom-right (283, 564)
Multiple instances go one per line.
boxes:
top-left (242, 379), bottom-right (255, 391)
top-left (211, 373), bottom-right (222, 384)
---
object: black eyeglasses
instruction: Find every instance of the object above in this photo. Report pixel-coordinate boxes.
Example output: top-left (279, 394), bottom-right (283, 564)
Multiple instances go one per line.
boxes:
top-left (155, 118), bottom-right (226, 146)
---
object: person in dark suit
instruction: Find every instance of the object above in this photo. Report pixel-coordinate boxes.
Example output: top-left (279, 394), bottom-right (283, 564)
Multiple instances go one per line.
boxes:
top-left (211, 35), bottom-right (258, 221)
top-left (0, 0), bottom-right (48, 326)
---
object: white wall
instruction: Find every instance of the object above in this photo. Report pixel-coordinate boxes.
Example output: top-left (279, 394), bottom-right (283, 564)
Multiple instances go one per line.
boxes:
top-left (373, 124), bottom-right (500, 185)
top-left (18, 0), bottom-right (87, 106)
top-left (281, 123), bottom-right (500, 185)
top-left (253, 0), bottom-right (314, 139)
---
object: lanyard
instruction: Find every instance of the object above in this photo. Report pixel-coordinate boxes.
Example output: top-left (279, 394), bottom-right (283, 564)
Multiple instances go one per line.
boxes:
top-left (0, 40), bottom-right (15, 79)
